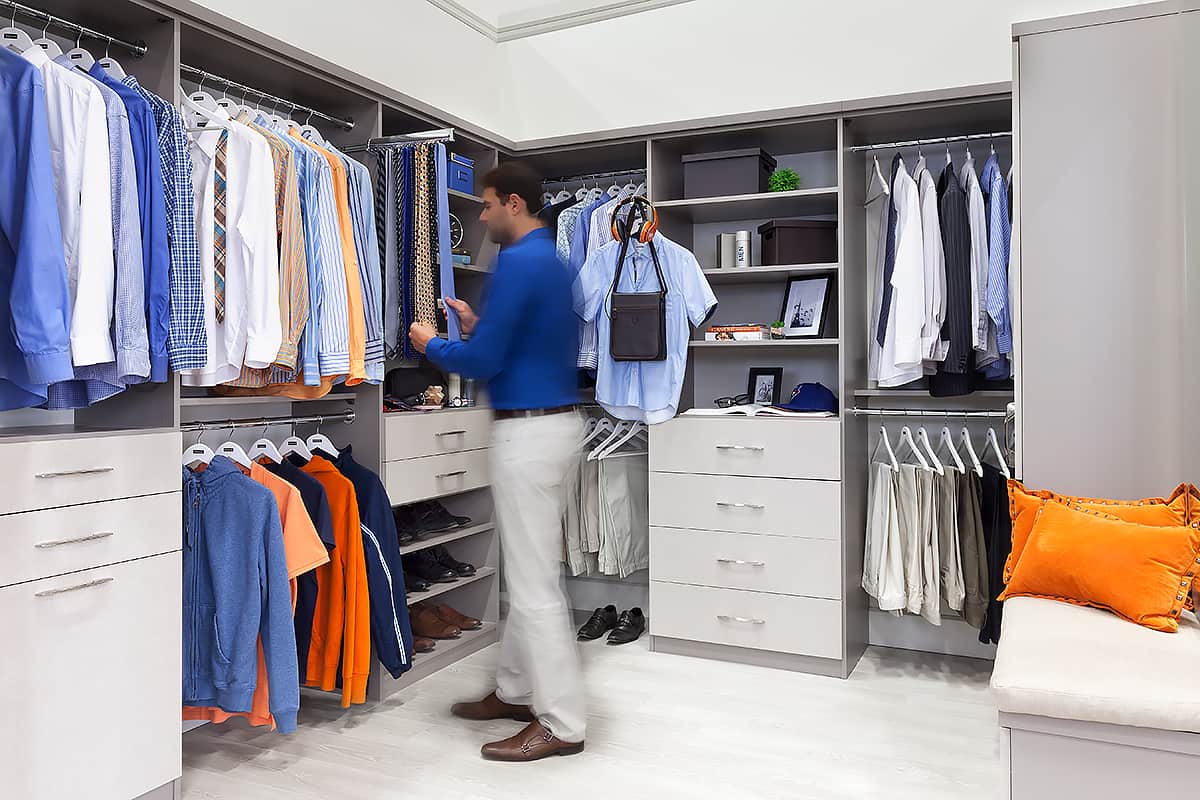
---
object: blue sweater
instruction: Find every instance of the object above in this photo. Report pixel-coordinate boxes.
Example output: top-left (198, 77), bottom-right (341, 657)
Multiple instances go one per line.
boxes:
top-left (426, 227), bottom-right (579, 410)
top-left (183, 456), bottom-right (299, 733)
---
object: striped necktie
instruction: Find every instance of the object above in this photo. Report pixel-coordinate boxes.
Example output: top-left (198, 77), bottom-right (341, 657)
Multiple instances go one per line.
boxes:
top-left (214, 129), bottom-right (229, 323)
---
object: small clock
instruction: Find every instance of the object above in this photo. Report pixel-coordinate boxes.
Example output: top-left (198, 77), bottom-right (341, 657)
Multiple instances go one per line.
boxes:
top-left (448, 212), bottom-right (465, 250)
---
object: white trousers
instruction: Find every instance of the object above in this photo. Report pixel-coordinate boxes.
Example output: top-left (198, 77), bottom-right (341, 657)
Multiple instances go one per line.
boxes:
top-left (491, 412), bottom-right (586, 742)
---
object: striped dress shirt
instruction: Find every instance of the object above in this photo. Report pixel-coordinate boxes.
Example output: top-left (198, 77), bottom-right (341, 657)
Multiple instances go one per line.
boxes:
top-left (960, 158), bottom-right (989, 352)
top-left (929, 162), bottom-right (974, 398)
top-left (334, 148), bottom-right (385, 383)
top-left (980, 154), bottom-right (1013, 359)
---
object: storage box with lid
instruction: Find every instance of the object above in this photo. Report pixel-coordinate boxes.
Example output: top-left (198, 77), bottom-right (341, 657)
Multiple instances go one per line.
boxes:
top-left (449, 153), bottom-right (475, 194)
top-left (681, 148), bottom-right (777, 198)
top-left (757, 219), bottom-right (838, 265)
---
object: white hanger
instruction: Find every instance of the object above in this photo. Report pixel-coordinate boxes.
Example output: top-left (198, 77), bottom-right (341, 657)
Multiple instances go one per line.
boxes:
top-left (916, 427), bottom-right (945, 476)
top-left (248, 424), bottom-right (283, 465)
top-left (182, 430), bottom-right (214, 469)
top-left (595, 422), bottom-right (647, 460)
top-left (895, 426), bottom-right (932, 471)
top-left (945, 143), bottom-right (954, 169)
top-left (187, 72), bottom-right (220, 112)
top-left (1, 9), bottom-right (34, 54)
top-left (868, 426), bottom-right (900, 473)
top-left (280, 430), bottom-right (313, 462)
top-left (864, 154), bottom-right (890, 206)
top-left (960, 427), bottom-right (984, 477)
top-left (541, 191), bottom-right (555, 207)
top-left (298, 111), bottom-right (325, 144)
top-left (634, 180), bottom-right (648, 197)
top-left (62, 31), bottom-right (95, 70)
top-left (282, 106), bottom-right (302, 132)
top-left (621, 178), bottom-right (639, 195)
top-left (306, 419), bottom-right (340, 458)
top-left (935, 426), bottom-right (967, 474)
top-left (215, 81), bottom-right (239, 115)
top-left (606, 181), bottom-right (622, 198)
top-left (984, 428), bottom-right (1012, 479)
top-left (553, 189), bottom-right (573, 204)
top-left (574, 183), bottom-right (590, 202)
top-left (31, 20), bottom-right (61, 57)
top-left (914, 143), bottom-right (927, 177)
top-left (588, 420), bottom-right (630, 461)
top-left (96, 38), bottom-right (126, 79)
top-left (1007, 163), bottom-right (1014, 188)
top-left (579, 418), bottom-right (614, 448)
top-left (215, 426), bottom-right (253, 471)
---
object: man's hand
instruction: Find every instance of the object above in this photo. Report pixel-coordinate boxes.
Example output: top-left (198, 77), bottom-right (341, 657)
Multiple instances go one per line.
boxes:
top-left (409, 321), bottom-right (438, 354)
top-left (444, 296), bottom-right (478, 335)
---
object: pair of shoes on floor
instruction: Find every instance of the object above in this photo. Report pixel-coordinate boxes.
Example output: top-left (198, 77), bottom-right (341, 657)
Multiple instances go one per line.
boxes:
top-left (403, 546), bottom-right (476, 587)
top-left (394, 501), bottom-right (472, 544)
top-left (410, 601), bottom-right (482, 641)
top-left (577, 605), bottom-right (645, 645)
top-left (451, 691), bottom-right (584, 762)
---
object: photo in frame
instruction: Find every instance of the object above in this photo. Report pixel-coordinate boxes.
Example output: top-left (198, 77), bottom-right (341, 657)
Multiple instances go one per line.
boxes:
top-left (779, 274), bottom-right (834, 338)
top-left (747, 367), bottom-right (784, 405)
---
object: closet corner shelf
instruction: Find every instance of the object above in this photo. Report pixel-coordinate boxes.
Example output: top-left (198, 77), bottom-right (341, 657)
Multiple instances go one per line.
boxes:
top-left (406, 566), bottom-right (496, 606)
top-left (399, 523), bottom-right (494, 556)
top-left (178, 392), bottom-right (358, 407)
top-left (689, 338), bottom-right (839, 349)
top-left (703, 263), bottom-right (838, 283)
top-left (448, 188), bottom-right (484, 204)
top-left (654, 187), bottom-right (839, 223)
top-left (454, 263), bottom-right (492, 276)
top-left (851, 389), bottom-right (1014, 398)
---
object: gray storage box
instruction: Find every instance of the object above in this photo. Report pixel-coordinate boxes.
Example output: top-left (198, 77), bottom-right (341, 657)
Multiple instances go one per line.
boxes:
top-left (681, 148), bottom-right (777, 198)
top-left (757, 219), bottom-right (838, 265)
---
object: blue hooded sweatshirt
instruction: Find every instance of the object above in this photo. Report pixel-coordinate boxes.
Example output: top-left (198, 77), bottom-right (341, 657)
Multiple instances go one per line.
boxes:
top-left (183, 456), bottom-right (300, 733)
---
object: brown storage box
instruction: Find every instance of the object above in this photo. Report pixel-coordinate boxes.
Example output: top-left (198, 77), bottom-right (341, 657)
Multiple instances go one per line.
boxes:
top-left (757, 219), bottom-right (838, 265)
top-left (681, 148), bottom-right (777, 198)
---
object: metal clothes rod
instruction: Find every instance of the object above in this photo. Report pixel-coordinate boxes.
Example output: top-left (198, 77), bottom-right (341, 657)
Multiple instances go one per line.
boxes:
top-left (180, 410), bottom-right (356, 432)
top-left (342, 128), bottom-right (455, 153)
top-left (0, 0), bottom-right (147, 56)
top-left (848, 131), bottom-right (1013, 152)
top-left (542, 168), bottom-right (646, 185)
top-left (178, 64), bottom-right (355, 131)
top-left (848, 407), bottom-right (1009, 419)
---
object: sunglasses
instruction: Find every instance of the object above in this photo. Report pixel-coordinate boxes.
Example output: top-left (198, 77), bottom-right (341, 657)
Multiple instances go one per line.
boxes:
top-left (714, 393), bottom-right (752, 409)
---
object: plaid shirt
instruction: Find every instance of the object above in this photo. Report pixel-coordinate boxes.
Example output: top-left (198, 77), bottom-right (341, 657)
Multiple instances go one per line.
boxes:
top-left (123, 77), bottom-right (207, 372)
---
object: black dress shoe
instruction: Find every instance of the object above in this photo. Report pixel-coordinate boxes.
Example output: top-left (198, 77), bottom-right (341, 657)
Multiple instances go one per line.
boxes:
top-left (417, 500), bottom-right (472, 532)
top-left (577, 605), bottom-right (618, 641)
top-left (607, 608), bottom-right (646, 645)
top-left (404, 550), bottom-right (458, 583)
top-left (405, 572), bottom-right (432, 592)
top-left (431, 545), bottom-right (476, 577)
top-left (397, 528), bottom-right (416, 546)
top-left (393, 507), bottom-right (420, 543)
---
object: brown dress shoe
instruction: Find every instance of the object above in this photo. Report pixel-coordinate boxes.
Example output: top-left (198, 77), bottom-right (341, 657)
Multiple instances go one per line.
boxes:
top-left (450, 690), bottom-right (535, 723)
top-left (411, 605), bottom-right (461, 640)
top-left (432, 602), bottom-right (482, 631)
top-left (481, 720), bottom-right (584, 762)
top-left (414, 637), bottom-right (436, 654)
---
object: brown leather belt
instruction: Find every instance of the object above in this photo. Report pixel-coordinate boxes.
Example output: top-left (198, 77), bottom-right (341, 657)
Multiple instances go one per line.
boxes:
top-left (494, 405), bottom-right (577, 421)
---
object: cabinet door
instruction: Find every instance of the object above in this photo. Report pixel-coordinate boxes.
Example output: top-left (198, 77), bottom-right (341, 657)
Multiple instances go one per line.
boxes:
top-left (1017, 16), bottom-right (1185, 498)
top-left (0, 554), bottom-right (181, 800)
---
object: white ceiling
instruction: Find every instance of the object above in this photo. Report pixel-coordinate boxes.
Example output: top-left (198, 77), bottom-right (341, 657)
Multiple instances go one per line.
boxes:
top-left (426, 0), bottom-right (697, 40)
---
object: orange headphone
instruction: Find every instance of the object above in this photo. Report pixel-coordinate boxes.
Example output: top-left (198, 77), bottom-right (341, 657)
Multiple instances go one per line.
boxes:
top-left (610, 194), bottom-right (659, 244)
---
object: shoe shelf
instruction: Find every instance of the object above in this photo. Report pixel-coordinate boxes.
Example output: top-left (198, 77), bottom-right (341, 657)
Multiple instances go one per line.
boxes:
top-left (407, 566), bottom-right (497, 606)
top-left (384, 622), bottom-right (500, 694)
top-left (399, 523), bottom-right (495, 556)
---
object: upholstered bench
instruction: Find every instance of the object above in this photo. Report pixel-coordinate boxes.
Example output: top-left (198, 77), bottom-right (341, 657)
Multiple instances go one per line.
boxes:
top-left (991, 597), bottom-right (1200, 799)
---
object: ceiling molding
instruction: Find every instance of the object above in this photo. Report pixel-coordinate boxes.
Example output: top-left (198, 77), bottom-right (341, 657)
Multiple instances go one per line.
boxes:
top-left (426, 0), bottom-right (697, 42)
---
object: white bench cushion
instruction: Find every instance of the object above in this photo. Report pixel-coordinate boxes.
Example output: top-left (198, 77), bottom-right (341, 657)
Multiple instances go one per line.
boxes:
top-left (992, 596), bottom-right (1200, 733)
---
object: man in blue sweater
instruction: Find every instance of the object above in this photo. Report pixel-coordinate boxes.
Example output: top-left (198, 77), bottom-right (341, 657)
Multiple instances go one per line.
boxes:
top-left (409, 162), bottom-right (585, 762)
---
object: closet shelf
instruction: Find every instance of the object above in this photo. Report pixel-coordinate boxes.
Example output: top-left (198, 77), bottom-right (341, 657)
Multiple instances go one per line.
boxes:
top-left (448, 188), bottom-right (484, 204)
top-left (454, 263), bottom-right (491, 276)
top-left (654, 187), bottom-right (839, 223)
top-left (689, 339), bottom-right (839, 349)
top-left (399, 523), bottom-right (494, 556)
top-left (407, 566), bottom-right (496, 605)
top-left (0, 424), bottom-right (178, 444)
top-left (852, 389), bottom-right (1014, 398)
top-left (703, 263), bottom-right (838, 283)
top-left (178, 392), bottom-right (358, 407)
top-left (389, 622), bottom-right (499, 690)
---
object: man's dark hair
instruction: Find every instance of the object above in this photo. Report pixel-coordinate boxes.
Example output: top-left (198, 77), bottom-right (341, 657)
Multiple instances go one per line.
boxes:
top-left (482, 161), bottom-right (543, 215)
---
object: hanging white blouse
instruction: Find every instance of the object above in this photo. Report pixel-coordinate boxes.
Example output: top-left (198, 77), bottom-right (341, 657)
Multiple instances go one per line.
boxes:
top-left (876, 158), bottom-right (926, 388)
top-left (915, 163), bottom-right (948, 371)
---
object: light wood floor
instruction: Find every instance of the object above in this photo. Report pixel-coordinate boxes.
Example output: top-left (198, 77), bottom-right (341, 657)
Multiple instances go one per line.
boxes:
top-left (183, 641), bottom-right (1002, 800)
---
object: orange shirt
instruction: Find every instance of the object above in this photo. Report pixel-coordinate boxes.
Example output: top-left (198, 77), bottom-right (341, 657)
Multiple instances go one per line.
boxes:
top-left (301, 456), bottom-right (371, 707)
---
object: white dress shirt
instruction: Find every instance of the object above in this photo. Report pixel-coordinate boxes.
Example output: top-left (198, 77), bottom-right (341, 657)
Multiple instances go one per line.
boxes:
top-left (915, 161), bottom-right (948, 371)
top-left (876, 158), bottom-right (925, 388)
top-left (21, 47), bottom-right (115, 367)
top-left (960, 157), bottom-right (989, 352)
top-left (179, 99), bottom-right (281, 386)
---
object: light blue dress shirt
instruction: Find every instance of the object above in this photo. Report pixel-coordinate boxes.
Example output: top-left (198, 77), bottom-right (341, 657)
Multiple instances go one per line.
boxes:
top-left (435, 143), bottom-right (461, 345)
top-left (573, 234), bottom-right (716, 423)
top-left (0, 49), bottom-right (74, 410)
top-left (331, 146), bottom-right (386, 383)
top-left (980, 153), bottom-right (1012, 380)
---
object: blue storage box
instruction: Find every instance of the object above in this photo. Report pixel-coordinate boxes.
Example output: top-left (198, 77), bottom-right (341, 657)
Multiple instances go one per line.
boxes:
top-left (449, 153), bottom-right (475, 194)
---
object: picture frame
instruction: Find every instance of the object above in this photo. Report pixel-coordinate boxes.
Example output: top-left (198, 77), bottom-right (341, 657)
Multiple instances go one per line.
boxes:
top-left (747, 367), bottom-right (784, 406)
top-left (778, 274), bottom-right (834, 338)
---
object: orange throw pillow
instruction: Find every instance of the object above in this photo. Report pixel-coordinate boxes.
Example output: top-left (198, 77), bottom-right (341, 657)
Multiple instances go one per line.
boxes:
top-left (999, 502), bottom-right (1200, 632)
top-left (1005, 481), bottom-right (1188, 584)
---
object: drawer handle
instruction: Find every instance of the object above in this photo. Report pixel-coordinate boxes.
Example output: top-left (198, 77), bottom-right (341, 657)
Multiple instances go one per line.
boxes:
top-left (34, 466), bottom-right (115, 479)
top-left (716, 501), bottom-right (765, 510)
top-left (34, 576), bottom-right (115, 597)
top-left (435, 430), bottom-right (468, 437)
top-left (716, 558), bottom-right (765, 567)
top-left (715, 445), bottom-right (764, 452)
top-left (717, 615), bottom-right (765, 625)
top-left (436, 470), bottom-right (468, 479)
top-left (35, 531), bottom-right (115, 549)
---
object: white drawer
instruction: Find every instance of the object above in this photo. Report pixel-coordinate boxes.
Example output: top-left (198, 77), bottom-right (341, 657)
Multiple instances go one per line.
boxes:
top-left (650, 527), bottom-right (840, 599)
top-left (0, 493), bottom-right (181, 588)
top-left (650, 581), bottom-right (842, 659)
top-left (649, 416), bottom-right (840, 479)
top-left (649, 472), bottom-right (841, 539)
top-left (384, 408), bottom-right (491, 461)
top-left (384, 448), bottom-right (490, 505)
top-left (0, 553), bottom-right (181, 800)
top-left (0, 431), bottom-right (180, 515)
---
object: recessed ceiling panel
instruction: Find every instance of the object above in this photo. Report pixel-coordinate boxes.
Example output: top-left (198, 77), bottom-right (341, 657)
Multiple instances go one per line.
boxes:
top-left (428, 0), bottom-right (697, 40)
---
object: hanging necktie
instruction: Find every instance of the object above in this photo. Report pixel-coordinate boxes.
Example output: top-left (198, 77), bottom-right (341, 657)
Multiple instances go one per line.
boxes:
top-left (214, 129), bottom-right (230, 323)
top-left (412, 143), bottom-right (437, 328)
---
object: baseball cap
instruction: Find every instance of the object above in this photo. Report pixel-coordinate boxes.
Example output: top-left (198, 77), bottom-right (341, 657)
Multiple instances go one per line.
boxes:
top-left (773, 382), bottom-right (838, 413)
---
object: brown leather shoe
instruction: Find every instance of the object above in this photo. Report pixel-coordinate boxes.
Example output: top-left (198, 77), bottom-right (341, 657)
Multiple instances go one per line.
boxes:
top-left (481, 720), bottom-right (584, 762)
top-left (432, 602), bottom-right (482, 631)
top-left (450, 690), bottom-right (535, 723)
top-left (411, 605), bottom-right (461, 640)
top-left (414, 637), bottom-right (436, 654)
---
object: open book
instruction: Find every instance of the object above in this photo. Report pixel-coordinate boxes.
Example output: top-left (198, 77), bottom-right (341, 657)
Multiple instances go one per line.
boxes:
top-left (684, 405), bottom-right (836, 418)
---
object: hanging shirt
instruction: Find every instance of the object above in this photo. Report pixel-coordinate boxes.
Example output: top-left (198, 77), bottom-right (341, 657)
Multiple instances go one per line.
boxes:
top-left (123, 76), bottom-right (207, 373)
top-left (577, 190), bottom-right (633, 370)
top-left (960, 157), bottom-right (989, 352)
top-left (21, 47), bottom-right (115, 368)
top-left (875, 157), bottom-right (925, 388)
top-left (0, 49), bottom-right (74, 410)
top-left (980, 153), bottom-right (1013, 380)
top-left (929, 163), bottom-right (974, 398)
top-left (915, 161), bottom-right (948, 370)
top-left (380, 151), bottom-right (401, 357)
top-left (334, 147), bottom-right (386, 382)
top-left (875, 154), bottom-right (902, 348)
top-left (574, 233), bottom-right (716, 423)
top-left (555, 197), bottom-right (592, 264)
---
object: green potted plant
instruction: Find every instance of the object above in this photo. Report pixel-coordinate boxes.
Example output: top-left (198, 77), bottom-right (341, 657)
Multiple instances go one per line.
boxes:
top-left (768, 168), bottom-right (801, 193)
top-left (770, 321), bottom-right (785, 339)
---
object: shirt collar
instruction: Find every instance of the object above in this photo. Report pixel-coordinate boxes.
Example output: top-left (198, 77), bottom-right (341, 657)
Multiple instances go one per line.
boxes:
top-left (180, 94), bottom-right (231, 157)
top-left (19, 45), bottom-right (49, 68)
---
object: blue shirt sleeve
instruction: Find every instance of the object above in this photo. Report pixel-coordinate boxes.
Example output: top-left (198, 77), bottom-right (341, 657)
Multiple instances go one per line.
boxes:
top-left (259, 504), bottom-right (300, 734)
top-left (572, 243), bottom-right (612, 323)
top-left (425, 256), bottom-right (527, 380)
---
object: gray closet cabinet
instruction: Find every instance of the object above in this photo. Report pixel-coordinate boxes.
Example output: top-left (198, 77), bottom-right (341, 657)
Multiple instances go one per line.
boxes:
top-left (1015, 7), bottom-right (1194, 498)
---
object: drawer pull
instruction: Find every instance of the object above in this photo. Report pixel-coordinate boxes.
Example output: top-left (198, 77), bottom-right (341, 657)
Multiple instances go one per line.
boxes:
top-left (716, 501), bottom-right (765, 510)
top-left (715, 445), bottom-right (764, 452)
top-left (35, 531), bottom-right (115, 549)
top-left (435, 430), bottom-right (468, 437)
top-left (436, 470), bottom-right (468, 479)
top-left (717, 615), bottom-right (765, 625)
top-left (716, 558), bottom-right (765, 567)
top-left (34, 576), bottom-right (115, 597)
top-left (34, 466), bottom-right (115, 479)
